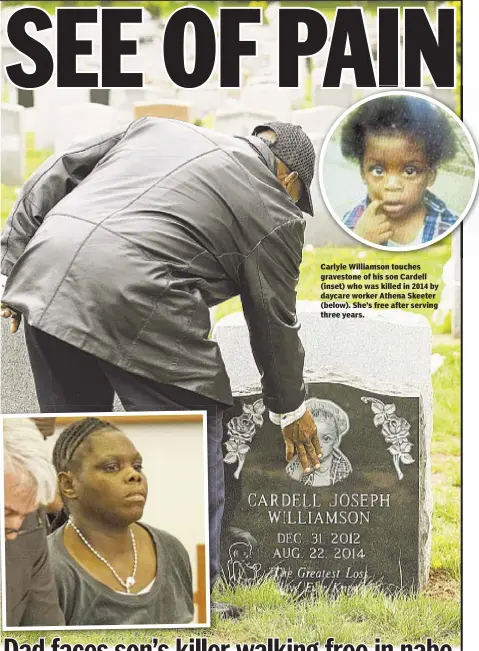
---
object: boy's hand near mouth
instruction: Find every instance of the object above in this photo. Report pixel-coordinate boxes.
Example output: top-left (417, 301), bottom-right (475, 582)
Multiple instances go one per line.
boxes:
top-left (354, 200), bottom-right (392, 244)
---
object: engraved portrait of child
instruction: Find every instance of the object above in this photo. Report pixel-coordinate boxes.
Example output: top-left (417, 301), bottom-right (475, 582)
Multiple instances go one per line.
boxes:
top-left (286, 398), bottom-right (352, 487)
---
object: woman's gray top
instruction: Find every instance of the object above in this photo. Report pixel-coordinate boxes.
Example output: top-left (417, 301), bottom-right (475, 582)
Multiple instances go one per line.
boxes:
top-left (48, 523), bottom-right (194, 626)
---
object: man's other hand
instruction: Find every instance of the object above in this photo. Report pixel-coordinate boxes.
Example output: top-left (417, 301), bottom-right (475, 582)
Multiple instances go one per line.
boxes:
top-left (1, 303), bottom-right (22, 333)
top-left (282, 409), bottom-right (322, 472)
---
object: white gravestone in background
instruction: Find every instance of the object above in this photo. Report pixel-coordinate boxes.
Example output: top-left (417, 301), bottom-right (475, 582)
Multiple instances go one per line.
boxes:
top-left (241, 81), bottom-right (293, 122)
top-left (313, 69), bottom-right (356, 108)
top-left (109, 86), bottom-right (177, 122)
top-left (214, 107), bottom-right (277, 137)
top-left (1, 103), bottom-right (25, 187)
top-left (305, 137), bottom-right (362, 248)
top-left (53, 104), bottom-right (124, 153)
top-left (32, 86), bottom-right (91, 150)
top-left (177, 86), bottom-right (230, 121)
top-left (292, 105), bottom-right (345, 140)
top-left (434, 233), bottom-right (461, 338)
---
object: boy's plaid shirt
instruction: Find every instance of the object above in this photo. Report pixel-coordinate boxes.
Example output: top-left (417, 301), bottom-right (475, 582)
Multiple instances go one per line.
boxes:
top-left (343, 189), bottom-right (458, 243)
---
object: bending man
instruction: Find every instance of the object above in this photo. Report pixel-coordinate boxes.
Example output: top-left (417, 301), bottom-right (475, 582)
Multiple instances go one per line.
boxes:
top-left (1, 118), bottom-right (321, 616)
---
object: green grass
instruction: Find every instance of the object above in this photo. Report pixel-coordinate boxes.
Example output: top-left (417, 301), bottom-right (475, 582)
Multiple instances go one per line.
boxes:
top-left (430, 341), bottom-right (461, 581)
top-left (4, 579), bottom-right (460, 647)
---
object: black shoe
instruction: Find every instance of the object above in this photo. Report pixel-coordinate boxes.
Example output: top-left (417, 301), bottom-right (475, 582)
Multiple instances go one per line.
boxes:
top-left (211, 601), bottom-right (244, 619)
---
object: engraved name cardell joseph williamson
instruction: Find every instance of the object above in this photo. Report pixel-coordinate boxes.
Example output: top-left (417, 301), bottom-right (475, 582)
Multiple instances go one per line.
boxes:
top-left (248, 492), bottom-right (391, 508)
top-left (247, 492), bottom-right (391, 525)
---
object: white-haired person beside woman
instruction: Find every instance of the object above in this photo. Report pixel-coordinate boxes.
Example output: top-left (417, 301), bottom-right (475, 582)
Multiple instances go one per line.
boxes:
top-left (48, 417), bottom-right (194, 626)
top-left (3, 418), bottom-right (65, 627)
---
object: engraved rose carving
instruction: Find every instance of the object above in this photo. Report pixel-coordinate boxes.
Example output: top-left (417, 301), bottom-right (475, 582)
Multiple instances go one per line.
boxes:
top-left (224, 399), bottom-right (265, 479)
top-left (362, 397), bottom-right (415, 480)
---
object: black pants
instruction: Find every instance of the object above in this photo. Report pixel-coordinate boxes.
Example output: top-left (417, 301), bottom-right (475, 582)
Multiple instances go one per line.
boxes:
top-left (25, 323), bottom-right (226, 588)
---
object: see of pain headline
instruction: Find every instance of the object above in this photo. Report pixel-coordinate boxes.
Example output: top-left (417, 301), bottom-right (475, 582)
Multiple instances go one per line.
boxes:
top-left (3, 6), bottom-right (456, 91)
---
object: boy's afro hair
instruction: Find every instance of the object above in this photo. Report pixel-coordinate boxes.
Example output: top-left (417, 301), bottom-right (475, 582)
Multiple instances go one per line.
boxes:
top-left (340, 95), bottom-right (457, 167)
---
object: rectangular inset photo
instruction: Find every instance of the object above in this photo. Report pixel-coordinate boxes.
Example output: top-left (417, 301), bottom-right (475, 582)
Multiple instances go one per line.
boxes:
top-left (1, 412), bottom-right (210, 630)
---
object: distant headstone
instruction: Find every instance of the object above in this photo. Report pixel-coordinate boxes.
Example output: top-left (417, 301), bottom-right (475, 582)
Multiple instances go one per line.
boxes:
top-left (304, 138), bottom-right (361, 248)
top-left (17, 89), bottom-right (34, 109)
top-left (307, 183), bottom-right (360, 248)
top-left (32, 86), bottom-right (91, 150)
top-left (241, 81), bottom-right (293, 121)
top-left (135, 39), bottom-right (172, 86)
top-left (53, 104), bottom-right (123, 153)
top-left (110, 86), bottom-right (176, 122)
top-left (1, 55), bottom-right (35, 109)
top-left (133, 100), bottom-right (193, 122)
top-left (176, 86), bottom-right (230, 121)
top-left (1, 103), bottom-right (25, 186)
top-left (90, 89), bottom-right (110, 106)
top-left (214, 107), bottom-right (277, 137)
top-left (1, 43), bottom-right (31, 87)
top-left (292, 106), bottom-right (344, 139)
top-left (214, 304), bottom-right (433, 594)
top-left (313, 70), bottom-right (355, 108)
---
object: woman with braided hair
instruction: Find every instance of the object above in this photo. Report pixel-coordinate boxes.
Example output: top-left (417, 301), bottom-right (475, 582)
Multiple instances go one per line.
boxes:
top-left (48, 417), bottom-right (194, 626)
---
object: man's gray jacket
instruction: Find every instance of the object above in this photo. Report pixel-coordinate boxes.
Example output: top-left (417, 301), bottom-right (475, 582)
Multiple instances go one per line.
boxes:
top-left (1, 117), bottom-right (306, 412)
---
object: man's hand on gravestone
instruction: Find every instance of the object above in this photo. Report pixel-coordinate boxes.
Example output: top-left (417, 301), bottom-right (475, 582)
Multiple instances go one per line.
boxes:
top-left (0, 302), bottom-right (21, 333)
top-left (282, 409), bottom-right (322, 473)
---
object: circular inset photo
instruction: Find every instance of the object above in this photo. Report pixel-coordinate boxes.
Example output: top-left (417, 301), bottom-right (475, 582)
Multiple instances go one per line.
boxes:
top-left (318, 91), bottom-right (478, 250)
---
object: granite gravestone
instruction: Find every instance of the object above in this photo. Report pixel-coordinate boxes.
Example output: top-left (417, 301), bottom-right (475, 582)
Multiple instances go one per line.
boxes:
top-left (214, 107), bottom-right (278, 137)
top-left (90, 89), bottom-right (110, 106)
top-left (213, 304), bottom-right (432, 595)
top-left (17, 89), bottom-right (35, 109)
top-left (1, 104), bottom-right (25, 187)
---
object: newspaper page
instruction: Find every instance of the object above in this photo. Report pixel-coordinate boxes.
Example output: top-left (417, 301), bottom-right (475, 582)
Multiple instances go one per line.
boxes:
top-left (0, 1), bottom-right (476, 650)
